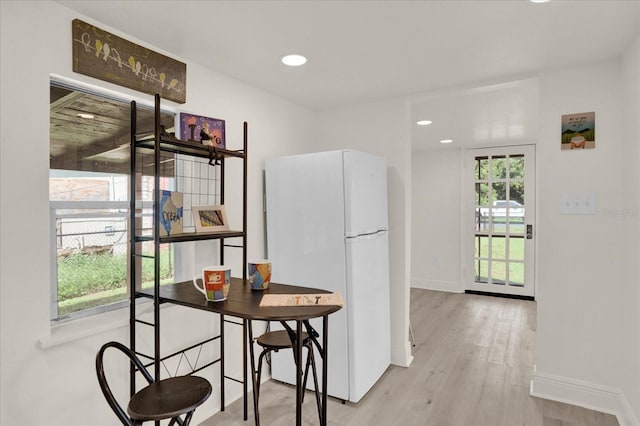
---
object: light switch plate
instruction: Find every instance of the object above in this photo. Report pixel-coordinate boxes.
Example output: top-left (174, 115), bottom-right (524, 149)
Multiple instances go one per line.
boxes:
top-left (560, 193), bottom-right (596, 215)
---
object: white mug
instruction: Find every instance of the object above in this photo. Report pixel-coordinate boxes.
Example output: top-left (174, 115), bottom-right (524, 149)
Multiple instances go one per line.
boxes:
top-left (193, 266), bottom-right (231, 301)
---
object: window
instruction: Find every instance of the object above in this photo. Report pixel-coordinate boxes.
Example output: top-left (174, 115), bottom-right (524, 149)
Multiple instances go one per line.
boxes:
top-left (49, 82), bottom-right (178, 322)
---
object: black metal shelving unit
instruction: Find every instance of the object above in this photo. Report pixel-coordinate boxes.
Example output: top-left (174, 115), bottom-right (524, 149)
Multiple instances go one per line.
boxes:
top-left (129, 94), bottom-right (248, 405)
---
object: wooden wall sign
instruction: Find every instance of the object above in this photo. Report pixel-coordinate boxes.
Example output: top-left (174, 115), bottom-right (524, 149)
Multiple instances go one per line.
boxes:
top-left (72, 19), bottom-right (186, 103)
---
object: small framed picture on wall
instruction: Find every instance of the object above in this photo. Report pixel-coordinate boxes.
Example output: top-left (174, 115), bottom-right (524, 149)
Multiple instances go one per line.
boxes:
top-left (561, 112), bottom-right (595, 150)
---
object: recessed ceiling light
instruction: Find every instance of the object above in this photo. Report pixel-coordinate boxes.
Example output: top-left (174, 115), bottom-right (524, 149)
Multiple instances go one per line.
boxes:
top-left (440, 139), bottom-right (453, 144)
top-left (77, 113), bottom-right (95, 119)
top-left (529, 0), bottom-right (551, 3)
top-left (416, 120), bottom-right (433, 126)
top-left (281, 54), bottom-right (307, 66)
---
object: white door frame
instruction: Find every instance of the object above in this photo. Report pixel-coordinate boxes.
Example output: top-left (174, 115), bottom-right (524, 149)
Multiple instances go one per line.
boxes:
top-left (464, 145), bottom-right (536, 298)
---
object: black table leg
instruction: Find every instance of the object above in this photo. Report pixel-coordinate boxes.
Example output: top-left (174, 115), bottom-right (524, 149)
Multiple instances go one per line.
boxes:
top-left (243, 318), bottom-right (248, 421)
top-left (295, 320), bottom-right (304, 426)
top-left (221, 314), bottom-right (225, 412)
top-left (321, 315), bottom-right (328, 426)
top-left (247, 320), bottom-right (260, 426)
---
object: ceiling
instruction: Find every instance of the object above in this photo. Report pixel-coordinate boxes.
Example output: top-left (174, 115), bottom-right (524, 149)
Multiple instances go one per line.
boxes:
top-left (55, 0), bottom-right (640, 151)
top-left (50, 85), bottom-right (175, 174)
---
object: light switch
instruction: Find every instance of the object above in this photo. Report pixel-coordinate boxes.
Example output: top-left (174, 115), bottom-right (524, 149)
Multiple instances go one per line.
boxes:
top-left (560, 193), bottom-right (596, 215)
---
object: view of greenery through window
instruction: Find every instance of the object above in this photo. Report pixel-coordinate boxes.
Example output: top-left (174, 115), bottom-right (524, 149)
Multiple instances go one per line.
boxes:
top-left (56, 243), bottom-right (174, 316)
top-left (473, 154), bottom-right (526, 286)
top-left (50, 83), bottom-right (176, 320)
top-left (52, 179), bottom-right (176, 318)
top-left (474, 155), bottom-right (525, 206)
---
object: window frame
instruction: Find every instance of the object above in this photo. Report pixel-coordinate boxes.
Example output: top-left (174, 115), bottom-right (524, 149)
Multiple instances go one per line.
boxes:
top-left (48, 77), bottom-right (176, 324)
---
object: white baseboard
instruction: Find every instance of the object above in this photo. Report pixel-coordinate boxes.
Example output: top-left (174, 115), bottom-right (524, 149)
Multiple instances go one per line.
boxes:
top-left (410, 278), bottom-right (464, 293)
top-left (530, 370), bottom-right (639, 426)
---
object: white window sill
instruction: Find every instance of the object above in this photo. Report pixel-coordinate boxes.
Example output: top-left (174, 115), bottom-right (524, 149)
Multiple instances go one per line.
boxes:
top-left (38, 302), bottom-right (160, 349)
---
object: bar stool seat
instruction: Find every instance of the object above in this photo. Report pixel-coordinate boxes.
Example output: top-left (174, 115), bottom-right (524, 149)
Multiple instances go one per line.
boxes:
top-left (257, 329), bottom-right (309, 349)
top-left (128, 376), bottom-right (212, 423)
top-left (254, 329), bottom-right (321, 424)
top-left (96, 341), bottom-right (212, 426)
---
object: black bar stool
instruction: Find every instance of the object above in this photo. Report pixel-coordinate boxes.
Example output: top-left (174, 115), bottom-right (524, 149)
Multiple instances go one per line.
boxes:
top-left (96, 341), bottom-right (212, 426)
top-left (254, 328), bottom-right (322, 424)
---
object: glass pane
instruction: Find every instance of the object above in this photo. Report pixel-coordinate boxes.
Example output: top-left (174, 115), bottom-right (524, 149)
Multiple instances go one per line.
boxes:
top-left (50, 171), bottom-right (129, 202)
top-left (491, 219), bottom-right (507, 234)
top-left (508, 237), bottom-right (524, 260)
top-left (476, 208), bottom-right (490, 232)
top-left (476, 183), bottom-right (490, 207)
top-left (56, 214), bottom-right (129, 316)
top-left (508, 217), bottom-right (525, 234)
top-left (138, 243), bottom-right (176, 290)
top-left (491, 156), bottom-right (507, 179)
top-left (509, 155), bottom-right (525, 179)
top-left (489, 182), bottom-right (507, 233)
top-left (475, 157), bottom-right (489, 180)
top-left (508, 262), bottom-right (524, 286)
top-left (475, 259), bottom-right (489, 283)
top-left (491, 260), bottom-right (506, 285)
top-left (475, 235), bottom-right (489, 258)
top-left (510, 182), bottom-right (525, 206)
top-left (492, 182), bottom-right (507, 205)
top-left (491, 236), bottom-right (505, 260)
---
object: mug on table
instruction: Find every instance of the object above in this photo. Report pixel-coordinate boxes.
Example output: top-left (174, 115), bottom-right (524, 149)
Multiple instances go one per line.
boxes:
top-left (193, 265), bottom-right (231, 301)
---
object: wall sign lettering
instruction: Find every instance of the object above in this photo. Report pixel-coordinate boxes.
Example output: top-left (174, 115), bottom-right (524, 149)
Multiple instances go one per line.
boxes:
top-left (72, 19), bottom-right (186, 103)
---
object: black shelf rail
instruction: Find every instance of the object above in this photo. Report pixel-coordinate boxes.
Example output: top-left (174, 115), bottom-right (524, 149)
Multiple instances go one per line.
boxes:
top-left (128, 97), bottom-right (138, 398)
top-left (133, 229), bottom-right (245, 243)
top-left (135, 137), bottom-right (245, 160)
top-left (129, 93), bottom-right (248, 415)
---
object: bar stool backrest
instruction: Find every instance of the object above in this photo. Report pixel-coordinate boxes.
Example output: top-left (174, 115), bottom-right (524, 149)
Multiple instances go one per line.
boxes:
top-left (95, 341), bottom-right (155, 426)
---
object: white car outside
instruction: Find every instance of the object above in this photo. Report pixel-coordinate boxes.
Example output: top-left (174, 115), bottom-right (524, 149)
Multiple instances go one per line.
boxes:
top-left (478, 200), bottom-right (524, 219)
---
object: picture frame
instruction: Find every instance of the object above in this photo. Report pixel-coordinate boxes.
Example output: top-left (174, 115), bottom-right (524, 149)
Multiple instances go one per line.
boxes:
top-left (179, 112), bottom-right (225, 148)
top-left (192, 205), bottom-right (229, 233)
top-left (159, 190), bottom-right (183, 237)
top-left (561, 112), bottom-right (595, 150)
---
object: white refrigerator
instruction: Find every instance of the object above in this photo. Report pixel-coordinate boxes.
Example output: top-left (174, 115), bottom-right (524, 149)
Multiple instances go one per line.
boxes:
top-left (264, 149), bottom-right (391, 403)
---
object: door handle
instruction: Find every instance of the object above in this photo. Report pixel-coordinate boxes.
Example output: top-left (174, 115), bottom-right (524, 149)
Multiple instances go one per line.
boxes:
top-left (526, 224), bottom-right (533, 239)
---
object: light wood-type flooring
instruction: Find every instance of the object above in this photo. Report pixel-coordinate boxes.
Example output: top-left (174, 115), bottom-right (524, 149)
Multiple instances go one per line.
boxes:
top-left (201, 289), bottom-right (619, 426)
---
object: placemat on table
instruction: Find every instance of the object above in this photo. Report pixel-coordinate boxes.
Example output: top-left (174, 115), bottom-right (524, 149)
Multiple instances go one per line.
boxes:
top-left (259, 292), bottom-right (344, 307)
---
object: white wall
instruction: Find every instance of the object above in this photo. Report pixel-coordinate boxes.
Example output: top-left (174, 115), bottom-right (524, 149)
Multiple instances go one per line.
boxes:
top-left (409, 76), bottom-right (540, 294)
top-left (0, 2), bottom-right (317, 425)
top-left (530, 57), bottom-right (640, 425)
top-left (411, 148), bottom-right (464, 293)
top-left (410, 48), bottom-right (640, 423)
top-left (316, 100), bottom-right (414, 367)
top-left (620, 34), bottom-right (640, 426)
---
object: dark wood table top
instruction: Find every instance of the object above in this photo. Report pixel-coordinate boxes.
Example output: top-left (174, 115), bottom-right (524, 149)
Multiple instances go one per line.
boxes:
top-left (139, 277), bottom-right (342, 321)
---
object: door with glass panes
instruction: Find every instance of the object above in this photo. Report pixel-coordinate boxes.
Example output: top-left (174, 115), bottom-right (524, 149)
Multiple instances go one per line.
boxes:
top-left (466, 146), bottom-right (535, 297)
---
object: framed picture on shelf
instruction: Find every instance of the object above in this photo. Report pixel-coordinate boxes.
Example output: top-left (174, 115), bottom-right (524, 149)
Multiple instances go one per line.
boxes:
top-left (193, 205), bottom-right (229, 233)
top-left (159, 190), bottom-right (183, 237)
top-left (179, 112), bottom-right (225, 148)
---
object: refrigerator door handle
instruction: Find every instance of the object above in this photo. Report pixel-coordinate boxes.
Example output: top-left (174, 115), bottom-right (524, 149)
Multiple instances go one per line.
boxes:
top-left (345, 229), bottom-right (387, 239)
